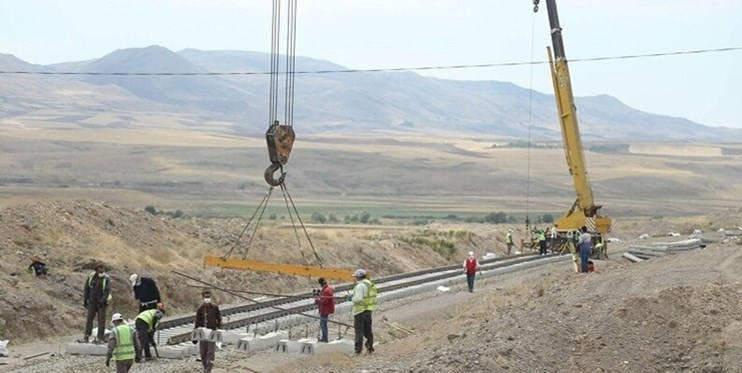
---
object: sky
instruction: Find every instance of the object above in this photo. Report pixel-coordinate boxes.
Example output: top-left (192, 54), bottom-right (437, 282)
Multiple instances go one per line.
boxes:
top-left (1, 0), bottom-right (741, 128)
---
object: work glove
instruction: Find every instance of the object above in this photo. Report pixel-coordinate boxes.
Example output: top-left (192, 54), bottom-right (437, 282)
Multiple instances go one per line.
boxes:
top-left (105, 357), bottom-right (111, 367)
top-left (84, 300), bottom-right (89, 309)
top-left (346, 294), bottom-right (353, 302)
top-left (192, 340), bottom-right (198, 345)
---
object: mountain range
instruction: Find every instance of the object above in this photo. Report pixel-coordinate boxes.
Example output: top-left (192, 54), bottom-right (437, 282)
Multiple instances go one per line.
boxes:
top-left (1, 45), bottom-right (740, 142)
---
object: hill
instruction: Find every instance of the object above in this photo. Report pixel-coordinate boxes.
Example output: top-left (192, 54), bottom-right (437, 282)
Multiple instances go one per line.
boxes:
top-left (2, 47), bottom-right (741, 141)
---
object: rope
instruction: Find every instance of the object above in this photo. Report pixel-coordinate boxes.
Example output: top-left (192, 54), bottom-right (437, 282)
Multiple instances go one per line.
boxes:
top-left (4, 46), bottom-right (739, 76)
top-left (241, 188), bottom-right (274, 260)
top-left (222, 187), bottom-right (274, 259)
top-left (281, 182), bottom-right (324, 268)
top-left (279, 182), bottom-right (308, 267)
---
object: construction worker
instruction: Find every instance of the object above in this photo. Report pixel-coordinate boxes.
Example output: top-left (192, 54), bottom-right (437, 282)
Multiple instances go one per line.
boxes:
top-left (537, 229), bottom-right (547, 255)
top-left (27, 256), bottom-right (48, 277)
top-left (135, 303), bottom-right (165, 361)
top-left (349, 269), bottom-right (377, 355)
top-left (105, 312), bottom-right (141, 373)
top-left (505, 229), bottom-right (514, 255)
top-left (463, 251), bottom-right (480, 292)
top-left (577, 226), bottom-right (593, 273)
top-left (314, 277), bottom-right (335, 342)
top-left (194, 290), bottom-right (222, 373)
top-left (80, 263), bottom-right (111, 344)
top-left (129, 274), bottom-right (161, 312)
top-left (549, 225), bottom-right (559, 252)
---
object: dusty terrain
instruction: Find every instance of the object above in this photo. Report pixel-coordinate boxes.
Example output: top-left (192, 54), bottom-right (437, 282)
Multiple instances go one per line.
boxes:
top-left (0, 201), bottom-right (740, 372)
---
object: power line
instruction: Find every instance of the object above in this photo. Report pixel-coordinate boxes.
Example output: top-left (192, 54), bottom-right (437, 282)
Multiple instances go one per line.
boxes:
top-left (0, 46), bottom-right (739, 77)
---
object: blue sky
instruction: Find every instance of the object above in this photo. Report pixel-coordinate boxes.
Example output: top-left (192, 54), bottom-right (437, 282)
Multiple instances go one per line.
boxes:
top-left (1, 0), bottom-right (740, 128)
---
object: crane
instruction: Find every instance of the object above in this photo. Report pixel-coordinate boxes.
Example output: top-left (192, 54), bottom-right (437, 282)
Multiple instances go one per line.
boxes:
top-left (534, 0), bottom-right (613, 255)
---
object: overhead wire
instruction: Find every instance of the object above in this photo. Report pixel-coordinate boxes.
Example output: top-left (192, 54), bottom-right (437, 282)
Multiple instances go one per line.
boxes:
top-left (1, 46), bottom-right (739, 77)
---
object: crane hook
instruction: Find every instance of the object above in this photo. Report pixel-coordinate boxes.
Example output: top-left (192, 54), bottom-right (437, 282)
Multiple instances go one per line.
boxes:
top-left (533, 0), bottom-right (540, 13)
top-left (264, 162), bottom-right (286, 187)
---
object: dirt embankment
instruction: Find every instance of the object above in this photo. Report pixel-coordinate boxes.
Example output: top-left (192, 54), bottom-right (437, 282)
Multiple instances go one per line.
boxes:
top-left (0, 200), bottom-right (515, 342)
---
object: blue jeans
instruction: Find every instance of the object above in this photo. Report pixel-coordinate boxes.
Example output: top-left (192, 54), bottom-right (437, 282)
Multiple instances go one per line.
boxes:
top-left (580, 248), bottom-right (590, 273)
top-left (319, 314), bottom-right (329, 342)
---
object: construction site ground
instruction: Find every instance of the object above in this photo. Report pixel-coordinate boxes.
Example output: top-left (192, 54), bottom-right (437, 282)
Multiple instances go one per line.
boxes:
top-left (3, 236), bottom-right (741, 373)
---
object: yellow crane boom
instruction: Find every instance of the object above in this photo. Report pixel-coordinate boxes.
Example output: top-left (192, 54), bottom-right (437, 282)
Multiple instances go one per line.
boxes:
top-left (537, 0), bottom-right (612, 235)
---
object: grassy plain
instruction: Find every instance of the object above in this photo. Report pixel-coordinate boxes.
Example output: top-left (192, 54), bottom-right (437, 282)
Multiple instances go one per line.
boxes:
top-left (1, 119), bottom-right (741, 222)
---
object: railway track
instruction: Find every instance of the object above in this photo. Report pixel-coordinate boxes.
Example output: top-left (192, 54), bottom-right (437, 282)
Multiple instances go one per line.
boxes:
top-left (156, 252), bottom-right (562, 345)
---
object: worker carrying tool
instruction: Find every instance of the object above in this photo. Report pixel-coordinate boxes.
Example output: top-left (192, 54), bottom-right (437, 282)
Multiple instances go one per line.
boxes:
top-left (129, 274), bottom-right (162, 313)
top-left (135, 303), bottom-right (165, 361)
top-left (105, 312), bottom-right (141, 372)
top-left (193, 290), bottom-right (222, 373)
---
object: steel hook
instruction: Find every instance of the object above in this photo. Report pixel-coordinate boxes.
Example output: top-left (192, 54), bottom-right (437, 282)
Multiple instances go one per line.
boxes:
top-left (264, 162), bottom-right (286, 186)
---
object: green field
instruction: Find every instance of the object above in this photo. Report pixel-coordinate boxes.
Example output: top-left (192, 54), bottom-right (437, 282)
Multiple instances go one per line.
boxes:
top-left (1, 123), bottom-right (741, 222)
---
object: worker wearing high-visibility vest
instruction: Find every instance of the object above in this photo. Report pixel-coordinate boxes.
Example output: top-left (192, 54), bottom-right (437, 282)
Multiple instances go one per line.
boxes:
top-left (105, 312), bottom-right (141, 372)
top-left (135, 305), bottom-right (165, 361)
top-left (349, 269), bottom-right (377, 355)
top-left (80, 263), bottom-right (111, 344)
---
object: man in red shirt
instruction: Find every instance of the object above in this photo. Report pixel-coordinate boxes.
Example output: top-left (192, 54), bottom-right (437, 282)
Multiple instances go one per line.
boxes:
top-left (314, 277), bottom-right (335, 342)
top-left (463, 251), bottom-right (480, 292)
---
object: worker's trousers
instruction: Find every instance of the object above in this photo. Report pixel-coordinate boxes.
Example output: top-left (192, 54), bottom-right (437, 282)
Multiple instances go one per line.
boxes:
top-left (353, 310), bottom-right (374, 354)
top-left (465, 273), bottom-right (476, 292)
top-left (135, 319), bottom-right (153, 358)
top-left (580, 247), bottom-right (591, 273)
top-left (319, 313), bottom-right (329, 342)
top-left (199, 340), bottom-right (216, 373)
top-left (114, 359), bottom-right (133, 373)
top-left (84, 304), bottom-right (107, 341)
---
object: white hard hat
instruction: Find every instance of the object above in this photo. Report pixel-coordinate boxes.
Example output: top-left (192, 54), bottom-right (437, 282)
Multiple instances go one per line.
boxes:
top-left (468, 251), bottom-right (474, 257)
top-left (353, 269), bottom-right (366, 278)
top-left (111, 313), bottom-right (124, 323)
top-left (508, 229), bottom-right (513, 232)
top-left (129, 274), bottom-right (138, 286)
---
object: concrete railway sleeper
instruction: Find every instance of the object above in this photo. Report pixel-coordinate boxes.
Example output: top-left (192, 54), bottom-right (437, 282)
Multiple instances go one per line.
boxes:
top-left (156, 253), bottom-right (558, 346)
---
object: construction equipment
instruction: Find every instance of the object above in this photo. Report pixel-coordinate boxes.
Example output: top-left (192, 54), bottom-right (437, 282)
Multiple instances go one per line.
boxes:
top-left (534, 0), bottom-right (613, 254)
top-left (204, 0), bottom-right (353, 281)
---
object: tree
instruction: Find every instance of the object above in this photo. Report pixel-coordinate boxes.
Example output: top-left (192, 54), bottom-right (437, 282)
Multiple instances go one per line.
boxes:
top-left (311, 212), bottom-right (327, 224)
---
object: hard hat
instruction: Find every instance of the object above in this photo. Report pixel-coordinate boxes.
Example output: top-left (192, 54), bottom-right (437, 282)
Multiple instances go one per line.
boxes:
top-left (129, 274), bottom-right (138, 286)
top-left (111, 313), bottom-right (124, 323)
top-left (353, 269), bottom-right (366, 278)
top-left (508, 229), bottom-right (513, 232)
top-left (468, 251), bottom-right (474, 257)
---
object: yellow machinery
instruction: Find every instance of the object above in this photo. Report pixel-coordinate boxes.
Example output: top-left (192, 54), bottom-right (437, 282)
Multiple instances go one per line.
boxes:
top-left (535, 0), bottom-right (613, 241)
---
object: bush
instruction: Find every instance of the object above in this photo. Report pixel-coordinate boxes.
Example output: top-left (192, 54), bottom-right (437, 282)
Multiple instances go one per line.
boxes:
top-left (144, 205), bottom-right (158, 215)
top-left (311, 212), bottom-right (327, 224)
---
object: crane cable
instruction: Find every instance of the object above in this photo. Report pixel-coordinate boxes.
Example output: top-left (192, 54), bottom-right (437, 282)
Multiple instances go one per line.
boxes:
top-left (227, 0), bottom-right (323, 270)
top-left (524, 2), bottom-right (538, 242)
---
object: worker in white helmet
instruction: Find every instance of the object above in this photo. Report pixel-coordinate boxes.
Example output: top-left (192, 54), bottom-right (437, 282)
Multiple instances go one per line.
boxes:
top-left (463, 251), bottom-right (480, 292)
top-left (348, 269), bottom-right (377, 355)
top-left (105, 312), bottom-right (141, 372)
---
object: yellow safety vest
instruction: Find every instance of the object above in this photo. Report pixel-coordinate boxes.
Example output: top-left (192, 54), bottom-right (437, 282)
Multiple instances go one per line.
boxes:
top-left (352, 279), bottom-right (378, 315)
top-left (136, 309), bottom-right (158, 332)
top-left (87, 272), bottom-right (113, 302)
top-left (112, 324), bottom-right (136, 361)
